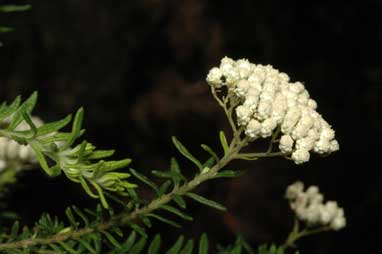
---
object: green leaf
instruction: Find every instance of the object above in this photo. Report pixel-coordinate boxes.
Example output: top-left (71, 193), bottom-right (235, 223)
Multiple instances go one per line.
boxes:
top-left (213, 170), bottom-right (243, 179)
top-left (90, 180), bottom-right (109, 208)
top-left (198, 233), bottom-right (208, 254)
top-left (237, 235), bottom-right (254, 254)
top-left (119, 231), bottom-right (136, 253)
top-left (148, 234), bottom-right (161, 254)
top-left (29, 141), bottom-right (58, 176)
top-left (7, 92), bottom-right (38, 131)
top-left (167, 235), bottom-right (184, 254)
top-left (100, 159), bottom-right (132, 172)
top-left (9, 221), bottom-right (19, 240)
top-left (202, 157), bottom-right (215, 168)
top-left (87, 150), bottom-right (115, 160)
top-left (0, 95), bottom-right (20, 121)
top-left (130, 224), bottom-right (147, 238)
top-left (219, 131), bottom-right (229, 155)
top-left (172, 194), bottom-right (186, 209)
top-left (21, 111), bottom-right (37, 136)
top-left (159, 180), bottom-right (172, 195)
top-left (65, 207), bottom-right (78, 228)
top-left (72, 206), bottom-right (89, 226)
top-left (0, 26), bottom-right (13, 33)
top-left (201, 144), bottom-right (219, 163)
top-left (128, 236), bottom-right (147, 254)
top-left (147, 213), bottom-right (181, 228)
top-left (36, 114), bottom-right (72, 136)
top-left (170, 157), bottom-right (181, 172)
top-left (151, 170), bottom-right (184, 180)
top-left (142, 217), bottom-right (152, 228)
top-left (78, 238), bottom-right (97, 254)
top-left (60, 107), bottom-right (84, 150)
top-left (129, 168), bottom-right (159, 194)
top-left (0, 5), bottom-right (31, 12)
top-left (172, 136), bottom-right (203, 171)
top-left (270, 244), bottom-right (277, 254)
top-left (160, 205), bottom-right (193, 221)
top-left (180, 239), bottom-right (194, 254)
top-left (79, 177), bottom-right (99, 199)
top-left (170, 157), bottom-right (183, 187)
top-left (57, 242), bottom-right (77, 254)
top-left (102, 230), bottom-right (121, 249)
top-left (277, 246), bottom-right (285, 254)
top-left (186, 193), bottom-right (227, 211)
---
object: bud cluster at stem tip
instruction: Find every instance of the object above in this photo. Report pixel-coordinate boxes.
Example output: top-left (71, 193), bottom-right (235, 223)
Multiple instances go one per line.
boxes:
top-left (286, 181), bottom-right (346, 231)
top-left (206, 57), bottom-right (339, 164)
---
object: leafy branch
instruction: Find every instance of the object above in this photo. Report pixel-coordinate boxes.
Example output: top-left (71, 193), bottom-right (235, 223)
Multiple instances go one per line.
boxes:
top-left (0, 92), bottom-right (136, 208)
top-left (0, 85), bottom-right (336, 253)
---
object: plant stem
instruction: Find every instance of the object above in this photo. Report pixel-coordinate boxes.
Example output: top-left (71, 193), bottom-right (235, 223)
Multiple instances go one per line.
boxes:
top-left (282, 220), bottom-right (332, 249)
top-left (0, 136), bottom-right (244, 251)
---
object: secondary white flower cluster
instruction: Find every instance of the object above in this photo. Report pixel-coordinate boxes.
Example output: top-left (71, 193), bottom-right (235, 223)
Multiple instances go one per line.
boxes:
top-left (286, 181), bottom-right (346, 231)
top-left (0, 116), bottom-right (43, 171)
top-left (206, 57), bottom-right (339, 164)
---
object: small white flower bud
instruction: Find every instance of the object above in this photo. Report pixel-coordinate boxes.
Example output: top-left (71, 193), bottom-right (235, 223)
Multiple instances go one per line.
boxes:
top-left (322, 201), bottom-right (339, 222)
top-left (223, 67), bottom-right (240, 86)
top-left (321, 127), bottom-right (335, 140)
top-left (220, 56), bottom-right (235, 67)
top-left (285, 181), bottom-right (304, 200)
top-left (271, 93), bottom-right (287, 123)
top-left (308, 99), bottom-right (317, 109)
top-left (329, 139), bottom-right (340, 152)
top-left (331, 216), bottom-right (346, 230)
top-left (236, 59), bottom-right (251, 79)
top-left (279, 135), bottom-right (294, 153)
top-left (291, 112), bottom-right (314, 140)
top-left (281, 106), bottom-right (302, 134)
top-left (7, 140), bottom-right (19, 160)
top-left (314, 138), bottom-right (331, 154)
top-left (236, 105), bottom-right (252, 126)
top-left (234, 79), bottom-right (250, 98)
top-left (19, 145), bottom-right (30, 160)
top-left (291, 149), bottom-right (310, 164)
top-left (305, 203), bottom-right (322, 225)
top-left (306, 186), bottom-right (319, 196)
top-left (245, 119), bottom-right (261, 138)
top-left (243, 96), bottom-right (259, 111)
top-left (206, 67), bottom-right (223, 86)
top-left (260, 118), bottom-right (277, 138)
top-left (278, 72), bottom-right (290, 82)
top-left (289, 82), bottom-right (305, 94)
top-left (297, 90), bottom-right (310, 105)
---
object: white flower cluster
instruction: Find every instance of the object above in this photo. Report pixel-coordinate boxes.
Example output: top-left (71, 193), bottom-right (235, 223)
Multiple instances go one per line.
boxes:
top-left (286, 181), bottom-right (346, 231)
top-left (0, 116), bottom-right (43, 171)
top-left (206, 57), bottom-right (339, 164)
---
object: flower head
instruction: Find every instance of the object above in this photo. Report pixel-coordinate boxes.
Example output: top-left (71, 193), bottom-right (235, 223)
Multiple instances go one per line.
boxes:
top-left (286, 181), bottom-right (346, 230)
top-left (206, 57), bottom-right (339, 164)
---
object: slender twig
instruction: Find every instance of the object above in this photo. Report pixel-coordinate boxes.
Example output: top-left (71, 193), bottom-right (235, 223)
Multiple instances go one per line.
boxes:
top-left (267, 126), bottom-right (281, 153)
top-left (235, 151), bottom-right (288, 159)
top-left (0, 137), bottom-right (245, 251)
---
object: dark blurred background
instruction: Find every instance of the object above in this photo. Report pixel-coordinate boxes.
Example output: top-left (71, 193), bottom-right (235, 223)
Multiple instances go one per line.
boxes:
top-left (0, 0), bottom-right (381, 253)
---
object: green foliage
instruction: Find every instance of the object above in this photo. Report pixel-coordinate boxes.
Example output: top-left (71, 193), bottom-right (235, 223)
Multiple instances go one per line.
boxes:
top-left (0, 92), bottom-right (136, 208)
top-left (258, 244), bottom-right (285, 254)
top-left (0, 4), bottom-right (31, 37)
top-left (0, 91), bottom-right (321, 254)
top-left (216, 235), bottom-right (255, 254)
top-left (186, 193), bottom-right (226, 211)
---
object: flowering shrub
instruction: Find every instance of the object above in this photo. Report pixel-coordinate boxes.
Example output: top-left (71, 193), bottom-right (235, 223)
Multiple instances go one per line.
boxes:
top-left (0, 57), bottom-right (345, 254)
